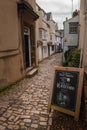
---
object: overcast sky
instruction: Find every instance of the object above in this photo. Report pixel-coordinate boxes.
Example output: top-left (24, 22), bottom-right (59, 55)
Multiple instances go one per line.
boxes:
top-left (36, 0), bottom-right (80, 29)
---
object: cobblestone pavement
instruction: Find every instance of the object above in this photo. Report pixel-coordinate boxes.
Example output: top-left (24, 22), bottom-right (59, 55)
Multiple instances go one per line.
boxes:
top-left (0, 53), bottom-right (62, 130)
top-left (50, 110), bottom-right (87, 130)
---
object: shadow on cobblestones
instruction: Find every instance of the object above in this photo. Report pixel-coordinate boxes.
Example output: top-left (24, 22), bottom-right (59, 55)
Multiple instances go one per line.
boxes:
top-left (50, 104), bottom-right (87, 130)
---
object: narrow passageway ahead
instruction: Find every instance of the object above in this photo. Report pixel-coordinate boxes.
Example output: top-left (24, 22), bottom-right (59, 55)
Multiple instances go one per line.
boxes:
top-left (0, 53), bottom-right (62, 130)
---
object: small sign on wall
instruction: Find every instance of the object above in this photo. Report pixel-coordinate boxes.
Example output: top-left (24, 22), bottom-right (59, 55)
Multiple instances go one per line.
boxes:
top-left (48, 66), bottom-right (84, 121)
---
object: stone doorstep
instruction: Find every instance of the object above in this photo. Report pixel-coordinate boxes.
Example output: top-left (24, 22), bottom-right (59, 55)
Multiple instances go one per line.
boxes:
top-left (26, 68), bottom-right (38, 78)
top-left (26, 66), bottom-right (33, 72)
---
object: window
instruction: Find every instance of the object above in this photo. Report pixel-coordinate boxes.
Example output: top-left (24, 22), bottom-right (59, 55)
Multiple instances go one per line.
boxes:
top-left (69, 22), bottom-right (78, 34)
top-left (39, 29), bottom-right (47, 40)
top-left (50, 33), bottom-right (55, 41)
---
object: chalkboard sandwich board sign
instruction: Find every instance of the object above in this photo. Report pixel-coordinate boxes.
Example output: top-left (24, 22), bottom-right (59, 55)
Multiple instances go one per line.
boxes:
top-left (48, 66), bottom-right (84, 121)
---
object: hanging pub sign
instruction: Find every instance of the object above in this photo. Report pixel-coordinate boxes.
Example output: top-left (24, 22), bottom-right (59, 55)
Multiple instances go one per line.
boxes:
top-left (48, 66), bottom-right (84, 121)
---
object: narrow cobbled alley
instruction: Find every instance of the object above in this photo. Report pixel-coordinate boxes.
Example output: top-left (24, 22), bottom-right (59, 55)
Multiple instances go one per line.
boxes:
top-left (0, 53), bottom-right (87, 130)
top-left (0, 53), bottom-right (62, 130)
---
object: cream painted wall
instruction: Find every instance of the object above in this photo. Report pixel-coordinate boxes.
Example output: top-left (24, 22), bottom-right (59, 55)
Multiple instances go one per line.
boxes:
top-left (38, 46), bottom-right (43, 61)
top-left (0, 0), bottom-right (19, 51)
top-left (0, 0), bottom-right (37, 90)
top-left (0, 0), bottom-right (25, 90)
top-left (48, 15), bottom-right (56, 55)
top-left (79, 0), bottom-right (87, 73)
top-left (43, 46), bottom-right (48, 59)
top-left (26, 0), bottom-right (36, 10)
top-left (36, 5), bottom-right (49, 61)
top-left (82, 20), bottom-right (87, 71)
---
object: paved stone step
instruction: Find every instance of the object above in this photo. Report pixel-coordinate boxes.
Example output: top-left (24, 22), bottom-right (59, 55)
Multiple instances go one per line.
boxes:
top-left (26, 66), bottom-right (33, 72)
top-left (26, 68), bottom-right (38, 78)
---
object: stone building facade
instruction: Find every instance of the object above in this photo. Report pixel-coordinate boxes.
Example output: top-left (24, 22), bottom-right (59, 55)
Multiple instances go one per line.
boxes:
top-left (36, 4), bottom-right (50, 62)
top-left (47, 13), bottom-right (57, 56)
top-left (0, 0), bottom-right (38, 90)
top-left (36, 4), bottom-right (62, 63)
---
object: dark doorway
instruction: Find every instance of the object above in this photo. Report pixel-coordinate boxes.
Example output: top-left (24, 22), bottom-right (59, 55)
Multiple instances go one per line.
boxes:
top-left (48, 45), bottom-right (50, 56)
top-left (24, 34), bottom-right (31, 68)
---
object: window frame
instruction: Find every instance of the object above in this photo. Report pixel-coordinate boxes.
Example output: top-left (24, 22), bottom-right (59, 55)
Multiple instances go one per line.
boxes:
top-left (69, 22), bottom-right (78, 34)
top-left (39, 28), bottom-right (47, 40)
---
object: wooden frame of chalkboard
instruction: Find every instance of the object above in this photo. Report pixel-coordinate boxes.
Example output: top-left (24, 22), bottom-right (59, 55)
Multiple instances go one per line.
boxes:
top-left (48, 66), bottom-right (84, 121)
